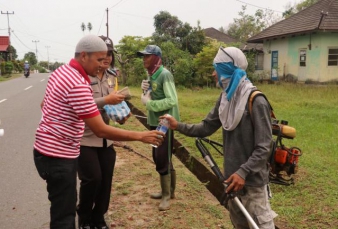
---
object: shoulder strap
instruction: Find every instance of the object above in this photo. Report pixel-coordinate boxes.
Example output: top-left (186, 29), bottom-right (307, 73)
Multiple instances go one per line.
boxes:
top-left (248, 90), bottom-right (276, 119)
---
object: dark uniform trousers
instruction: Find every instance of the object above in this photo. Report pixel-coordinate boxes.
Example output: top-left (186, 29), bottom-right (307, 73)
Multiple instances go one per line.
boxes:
top-left (77, 144), bottom-right (116, 224)
top-left (151, 126), bottom-right (174, 175)
top-left (33, 149), bottom-right (77, 229)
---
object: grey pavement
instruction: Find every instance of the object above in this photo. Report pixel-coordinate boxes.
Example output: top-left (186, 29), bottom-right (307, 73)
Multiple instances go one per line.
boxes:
top-left (0, 73), bottom-right (51, 228)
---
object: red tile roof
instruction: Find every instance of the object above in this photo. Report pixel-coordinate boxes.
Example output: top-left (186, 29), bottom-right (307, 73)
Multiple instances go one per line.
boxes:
top-left (247, 0), bottom-right (338, 43)
top-left (0, 36), bottom-right (9, 51)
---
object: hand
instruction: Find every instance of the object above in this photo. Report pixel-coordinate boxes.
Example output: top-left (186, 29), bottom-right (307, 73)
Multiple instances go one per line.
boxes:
top-left (139, 130), bottom-right (165, 146)
top-left (159, 114), bottom-right (178, 130)
top-left (224, 173), bottom-right (245, 193)
top-left (116, 113), bottom-right (131, 125)
top-left (141, 80), bottom-right (150, 91)
top-left (141, 90), bottom-right (151, 105)
top-left (104, 92), bottom-right (125, 105)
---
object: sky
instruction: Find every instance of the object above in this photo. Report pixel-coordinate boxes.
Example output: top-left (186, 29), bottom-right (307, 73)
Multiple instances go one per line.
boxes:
top-left (0, 0), bottom-right (293, 63)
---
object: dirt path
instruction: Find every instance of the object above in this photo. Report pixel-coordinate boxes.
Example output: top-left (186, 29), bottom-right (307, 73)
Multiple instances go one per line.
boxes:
top-left (106, 141), bottom-right (233, 229)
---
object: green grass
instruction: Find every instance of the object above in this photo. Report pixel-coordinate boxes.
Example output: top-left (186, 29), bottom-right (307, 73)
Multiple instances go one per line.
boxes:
top-left (0, 73), bottom-right (22, 82)
top-left (126, 83), bottom-right (338, 228)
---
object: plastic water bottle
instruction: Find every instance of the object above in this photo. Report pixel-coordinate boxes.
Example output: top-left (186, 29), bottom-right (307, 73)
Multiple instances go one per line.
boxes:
top-left (147, 77), bottom-right (152, 92)
top-left (156, 118), bottom-right (169, 134)
top-left (151, 114), bottom-right (171, 148)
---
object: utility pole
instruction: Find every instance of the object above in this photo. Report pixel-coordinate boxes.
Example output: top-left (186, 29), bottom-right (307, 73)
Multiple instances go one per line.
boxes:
top-left (32, 40), bottom-right (39, 63)
top-left (1, 11), bottom-right (14, 60)
top-left (106, 8), bottom-right (109, 37)
top-left (45, 46), bottom-right (50, 71)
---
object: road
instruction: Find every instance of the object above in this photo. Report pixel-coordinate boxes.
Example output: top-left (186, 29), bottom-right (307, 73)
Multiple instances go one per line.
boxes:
top-left (0, 73), bottom-right (51, 228)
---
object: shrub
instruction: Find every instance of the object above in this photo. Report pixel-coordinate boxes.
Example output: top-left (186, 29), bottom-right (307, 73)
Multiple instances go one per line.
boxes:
top-left (4, 61), bottom-right (13, 77)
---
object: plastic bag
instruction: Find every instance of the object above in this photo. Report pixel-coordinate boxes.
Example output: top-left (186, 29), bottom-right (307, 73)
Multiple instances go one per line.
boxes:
top-left (103, 101), bottom-right (131, 124)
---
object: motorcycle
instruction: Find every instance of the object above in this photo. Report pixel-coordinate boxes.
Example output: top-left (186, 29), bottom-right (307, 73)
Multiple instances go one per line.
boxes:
top-left (24, 68), bottom-right (30, 78)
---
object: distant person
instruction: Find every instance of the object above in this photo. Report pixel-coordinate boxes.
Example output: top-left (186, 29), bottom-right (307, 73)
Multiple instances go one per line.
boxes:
top-left (77, 35), bottom-right (123, 229)
top-left (137, 45), bottom-right (180, 211)
top-left (23, 60), bottom-right (30, 71)
top-left (161, 47), bottom-right (277, 228)
top-left (33, 35), bottom-right (165, 229)
top-left (24, 61), bottom-right (30, 76)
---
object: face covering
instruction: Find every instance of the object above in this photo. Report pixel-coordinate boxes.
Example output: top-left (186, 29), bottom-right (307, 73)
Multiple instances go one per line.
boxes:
top-left (146, 55), bottom-right (162, 75)
top-left (213, 62), bottom-right (247, 101)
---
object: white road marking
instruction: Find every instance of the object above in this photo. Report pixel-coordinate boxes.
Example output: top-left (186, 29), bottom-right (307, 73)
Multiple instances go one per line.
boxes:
top-left (40, 79), bottom-right (45, 82)
top-left (24, 86), bottom-right (33, 90)
top-left (0, 99), bottom-right (7, 103)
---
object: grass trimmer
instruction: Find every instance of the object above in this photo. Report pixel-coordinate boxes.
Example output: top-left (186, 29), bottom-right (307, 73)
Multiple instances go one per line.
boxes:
top-left (195, 137), bottom-right (259, 229)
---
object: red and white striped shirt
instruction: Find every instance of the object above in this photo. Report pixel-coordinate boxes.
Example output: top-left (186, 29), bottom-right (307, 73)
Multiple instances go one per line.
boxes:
top-left (34, 59), bottom-right (100, 158)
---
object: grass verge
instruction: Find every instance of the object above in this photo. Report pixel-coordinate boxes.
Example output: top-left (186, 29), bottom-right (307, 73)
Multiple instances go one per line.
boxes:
top-left (117, 83), bottom-right (338, 228)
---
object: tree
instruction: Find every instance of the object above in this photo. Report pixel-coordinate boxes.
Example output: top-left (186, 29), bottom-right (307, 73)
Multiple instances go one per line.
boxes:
top-left (81, 22), bottom-right (86, 34)
top-left (87, 22), bottom-right (93, 33)
top-left (0, 45), bottom-right (17, 61)
top-left (226, 5), bottom-right (281, 43)
top-left (283, 0), bottom-right (318, 18)
top-left (50, 61), bottom-right (63, 71)
top-left (183, 21), bottom-right (206, 55)
top-left (193, 40), bottom-right (220, 87)
top-left (24, 52), bottom-right (38, 65)
top-left (218, 26), bottom-right (226, 33)
top-left (115, 36), bottom-right (152, 85)
top-left (160, 41), bottom-right (194, 87)
top-left (39, 61), bottom-right (49, 69)
top-left (153, 11), bottom-right (206, 55)
top-left (8, 45), bottom-right (18, 60)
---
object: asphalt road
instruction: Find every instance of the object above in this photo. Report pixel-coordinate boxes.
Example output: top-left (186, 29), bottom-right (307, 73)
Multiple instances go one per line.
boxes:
top-left (0, 73), bottom-right (51, 228)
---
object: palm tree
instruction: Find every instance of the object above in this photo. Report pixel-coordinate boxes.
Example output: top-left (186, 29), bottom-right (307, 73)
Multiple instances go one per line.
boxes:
top-left (81, 22), bottom-right (86, 35)
top-left (87, 22), bottom-right (93, 33)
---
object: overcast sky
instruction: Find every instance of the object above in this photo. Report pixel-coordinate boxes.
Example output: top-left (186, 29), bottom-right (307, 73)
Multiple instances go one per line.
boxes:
top-left (0, 0), bottom-right (293, 63)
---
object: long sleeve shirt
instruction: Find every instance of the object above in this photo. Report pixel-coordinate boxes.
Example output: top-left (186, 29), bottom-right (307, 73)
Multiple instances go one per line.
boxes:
top-left (176, 93), bottom-right (272, 187)
top-left (80, 71), bottom-right (117, 147)
top-left (146, 66), bottom-right (180, 126)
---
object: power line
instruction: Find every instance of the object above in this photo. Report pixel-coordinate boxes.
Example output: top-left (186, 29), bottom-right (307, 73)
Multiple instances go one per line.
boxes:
top-left (235, 0), bottom-right (284, 13)
top-left (11, 30), bottom-right (33, 50)
top-left (109, 0), bottom-right (127, 10)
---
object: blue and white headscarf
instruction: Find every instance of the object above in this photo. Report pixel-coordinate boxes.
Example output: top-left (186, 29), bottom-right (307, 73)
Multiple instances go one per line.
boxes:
top-left (213, 62), bottom-right (247, 101)
top-left (213, 47), bottom-right (256, 131)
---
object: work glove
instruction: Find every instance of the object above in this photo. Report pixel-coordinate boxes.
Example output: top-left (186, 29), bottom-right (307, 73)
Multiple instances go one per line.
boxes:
top-left (141, 90), bottom-right (151, 105)
top-left (141, 80), bottom-right (150, 91)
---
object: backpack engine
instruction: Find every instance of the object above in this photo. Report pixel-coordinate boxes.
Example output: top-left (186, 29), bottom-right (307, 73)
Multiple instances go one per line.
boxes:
top-left (269, 120), bottom-right (302, 185)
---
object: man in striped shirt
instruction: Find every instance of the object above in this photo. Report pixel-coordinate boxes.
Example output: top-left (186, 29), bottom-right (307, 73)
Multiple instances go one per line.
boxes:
top-left (33, 35), bottom-right (165, 229)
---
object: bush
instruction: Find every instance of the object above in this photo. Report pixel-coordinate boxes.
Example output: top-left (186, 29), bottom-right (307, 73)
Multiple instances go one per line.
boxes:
top-left (283, 73), bottom-right (298, 83)
top-left (4, 61), bottom-right (13, 77)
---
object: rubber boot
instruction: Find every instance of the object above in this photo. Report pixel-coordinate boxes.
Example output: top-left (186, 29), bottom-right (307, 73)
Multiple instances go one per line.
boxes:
top-left (170, 170), bottom-right (176, 199)
top-left (150, 171), bottom-right (176, 199)
top-left (150, 191), bottom-right (162, 199)
top-left (158, 174), bottom-right (171, 211)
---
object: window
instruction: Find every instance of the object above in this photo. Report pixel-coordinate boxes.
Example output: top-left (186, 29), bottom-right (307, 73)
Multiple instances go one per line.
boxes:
top-left (255, 53), bottom-right (264, 70)
top-left (328, 48), bottom-right (338, 66)
top-left (299, 50), bottom-right (306, 67)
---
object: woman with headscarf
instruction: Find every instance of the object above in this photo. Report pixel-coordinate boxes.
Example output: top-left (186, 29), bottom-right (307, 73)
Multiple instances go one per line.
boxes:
top-left (162, 47), bottom-right (277, 228)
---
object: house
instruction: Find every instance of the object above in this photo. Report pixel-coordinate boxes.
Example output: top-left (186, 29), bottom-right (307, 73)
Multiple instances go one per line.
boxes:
top-left (247, 0), bottom-right (338, 82)
top-left (0, 36), bottom-right (10, 61)
top-left (203, 27), bottom-right (238, 44)
top-left (203, 27), bottom-right (265, 71)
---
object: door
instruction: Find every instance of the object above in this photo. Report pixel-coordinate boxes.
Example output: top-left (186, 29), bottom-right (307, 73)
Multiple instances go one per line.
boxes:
top-left (298, 49), bottom-right (307, 81)
top-left (271, 51), bottom-right (278, 80)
